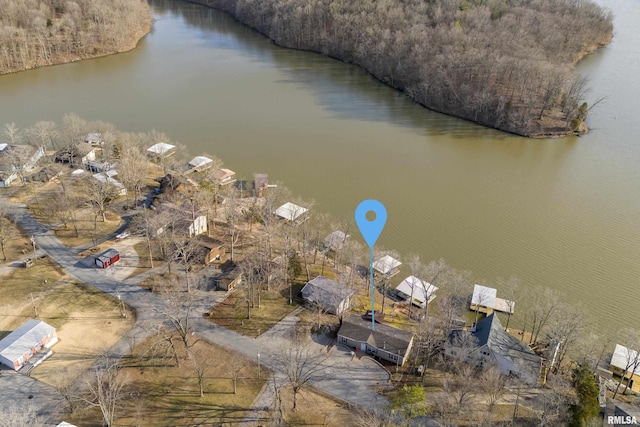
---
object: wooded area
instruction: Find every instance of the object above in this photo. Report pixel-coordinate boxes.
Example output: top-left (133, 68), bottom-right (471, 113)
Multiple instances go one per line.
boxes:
top-left (188, 0), bottom-right (613, 137)
top-left (0, 0), bottom-right (151, 74)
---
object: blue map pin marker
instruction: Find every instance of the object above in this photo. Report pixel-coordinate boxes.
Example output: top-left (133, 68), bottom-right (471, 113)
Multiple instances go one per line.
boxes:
top-left (355, 199), bottom-right (387, 248)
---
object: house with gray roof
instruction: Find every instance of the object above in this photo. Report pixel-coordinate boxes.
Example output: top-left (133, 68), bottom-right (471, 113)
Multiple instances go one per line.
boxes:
top-left (0, 319), bottom-right (58, 371)
top-left (337, 313), bottom-right (414, 366)
top-left (448, 313), bottom-right (542, 384)
top-left (301, 276), bottom-right (355, 315)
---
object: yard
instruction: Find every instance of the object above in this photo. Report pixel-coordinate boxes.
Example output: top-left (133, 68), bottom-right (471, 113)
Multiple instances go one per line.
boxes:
top-left (0, 216), bottom-right (33, 263)
top-left (0, 256), bottom-right (134, 388)
top-left (206, 286), bottom-right (304, 338)
top-left (65, 331), bottom-right (266, 427)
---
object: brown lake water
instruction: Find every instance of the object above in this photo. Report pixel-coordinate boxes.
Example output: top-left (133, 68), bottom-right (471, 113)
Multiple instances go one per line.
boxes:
top-left (0, 0), bottom-right (638, 335)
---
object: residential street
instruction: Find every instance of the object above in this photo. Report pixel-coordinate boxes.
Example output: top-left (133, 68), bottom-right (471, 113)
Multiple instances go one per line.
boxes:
top-left (2, 201), bottom-right (390, 423)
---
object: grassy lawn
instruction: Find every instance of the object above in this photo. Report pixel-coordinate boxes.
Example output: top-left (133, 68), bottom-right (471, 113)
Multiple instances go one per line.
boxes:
top-left (207, 286), bottom-right (303, 337)
top-left (0, 256), bottom-right (65, 330)
top-left (0, 255), bottom-right (134, 389)
top-left (282, 387), bottom-right (357, 426)
top-left (126, 239), bottom-right (163, 279)
top-left (0, 219), bottom-right (33, 263)
top-left (66, 332), bottom-right (266, 427)
top-left (52, 208), bottom-right (123, 247)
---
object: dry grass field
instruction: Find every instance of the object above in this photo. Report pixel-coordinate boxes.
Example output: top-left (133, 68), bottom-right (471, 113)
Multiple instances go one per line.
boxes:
top-left (0, 256), bottom-right (134, 388)
top-left (206, 286), bottom-right (304, 337)
top-left (66, 332), bottom-right (266, 427)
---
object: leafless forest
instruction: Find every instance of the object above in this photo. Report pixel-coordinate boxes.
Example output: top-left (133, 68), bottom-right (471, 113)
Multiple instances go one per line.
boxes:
top-left (0, 0), bottom-right (151, 74)
top-left (188, 0), bottom-right (613, 137)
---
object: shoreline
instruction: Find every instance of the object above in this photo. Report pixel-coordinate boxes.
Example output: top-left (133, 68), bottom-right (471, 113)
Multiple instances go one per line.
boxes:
top-left (182, 0), bottom-right (612, 139)
top-left (0, 16), bottom-right (153, 77)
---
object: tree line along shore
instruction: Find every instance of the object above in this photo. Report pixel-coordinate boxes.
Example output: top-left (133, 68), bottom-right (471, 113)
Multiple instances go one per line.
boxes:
top-left (0, 0), bottom-right (613, 137)
top-left (185, 0), bottom-right (613, 137)
top-left (0, 0), bottom-right (151, 74)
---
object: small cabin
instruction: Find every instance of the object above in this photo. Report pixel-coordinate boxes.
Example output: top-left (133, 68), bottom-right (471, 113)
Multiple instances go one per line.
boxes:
top-left (216, 269), bottom-right (242, 291)
top-left (95, 249), bottom-right (120, 268)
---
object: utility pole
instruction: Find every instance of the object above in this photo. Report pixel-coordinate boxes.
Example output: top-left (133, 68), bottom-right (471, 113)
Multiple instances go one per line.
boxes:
top-left (30, 293), bottom-right (38, 317)
top-left (257, 352), bottom-right (261, 379)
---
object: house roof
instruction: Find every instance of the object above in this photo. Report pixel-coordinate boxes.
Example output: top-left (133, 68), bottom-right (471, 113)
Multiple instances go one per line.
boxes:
top-left (188, 156), bottom-right (213, 168)
top-left (338, 313), bottom-right (414, 356)
top-left (0, 143), bottom-right (7, 152)
top-left (611, 344), bottom-right (640, 375)
top-left (93, 173), bottom-right (125, 191)
top-left (197, 236), bottom-right (225, 249)
top-left (301, 276), bottom-right (355, 307)
top-left (471, 284), bottom-right (514, 313)
top-left (211, 168), bottom-right (236, 181)
top-left (85, 133), bottom-right (103, 143)
top-left (471, 284), bottom-right (497, 308)
top-left (396, 276), bottom-right (438, 304)
top-left (0, 144), bottom-right (37, 170)
top-left (324, 230), bottom-right (349, 251)
top-left (275, 202), bottom-right (308, 221)
top-left (473, 313), bottom-right (541, 382)
top-left (373, 255), bottom-right (402, 275)
top-left (97, 248), bottom-right (119, 261)
top-left (0, 319), bottom-right (56, 363)
top-left (147, 142), bottom-right (176, 155)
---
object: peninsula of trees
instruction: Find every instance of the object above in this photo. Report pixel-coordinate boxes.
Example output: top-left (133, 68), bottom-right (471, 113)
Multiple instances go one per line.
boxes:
top-left (0, 0), bottom-right (151, 74)
top-left (187, 0), bottom-right (613, 137)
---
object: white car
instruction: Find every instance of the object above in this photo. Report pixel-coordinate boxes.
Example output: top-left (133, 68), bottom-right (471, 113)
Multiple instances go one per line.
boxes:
top-left (115, 232), bottom-right (130, 241)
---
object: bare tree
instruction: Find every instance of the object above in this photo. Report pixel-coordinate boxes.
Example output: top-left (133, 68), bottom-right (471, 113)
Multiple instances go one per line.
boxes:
top-left (117, 139), bottom-right (147, 208)
top-left (271, 332), bottom-right (329, 411)
top-left (613, 327), bottom-right (640, 399)
top-left (153, 275), bottom-right (202, 363)
top-left (229, 357), bottom-right (246, 395)
top-left (0, 207), bottom-right (14, 261)
top-left (3, 122), bottom-right (22, 145)
top-left (191, 347), bottom-right (214, 398)
top-left (481, 366), bottom-right (506, 412)
top-left (0, 403), bottom-right (43, 427)
top-left (83, 354), bottom-right (130, 427)
top-left (527, 286), bottom-right (562, 346)
top-left (497, 275), bottom-right (519, 330)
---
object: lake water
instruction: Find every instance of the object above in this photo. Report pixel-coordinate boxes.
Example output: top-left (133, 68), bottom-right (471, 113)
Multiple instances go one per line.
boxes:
top-left (0, 0), bottom-right (637, 335)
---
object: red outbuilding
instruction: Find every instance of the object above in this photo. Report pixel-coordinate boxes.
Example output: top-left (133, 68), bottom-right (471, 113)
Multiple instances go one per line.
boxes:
top-left (95, 248), bottom-right (120, 268)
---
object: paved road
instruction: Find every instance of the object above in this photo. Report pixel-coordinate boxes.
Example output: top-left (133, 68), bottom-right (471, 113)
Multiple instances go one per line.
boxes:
top-left (3, 201), bottom-right (390, 423)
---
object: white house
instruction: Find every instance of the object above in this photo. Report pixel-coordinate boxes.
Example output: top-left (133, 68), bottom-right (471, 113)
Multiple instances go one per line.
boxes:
top-left (396, 276), bottom-right (438, 308)
top-left (93, 173), bottom-right (127, 196)
top-left (372, 255), bottom-right (402, 277)
top-left (188, 215), bottom-right (208, 237)
top-left (147, 142), bottom-right (176, 158)
top-left (84, 133), bottom-right (104, 146)
top-left (188, 156), bottom-right (213, 171)
top-left (275, 202), bottom-right (308, 223)
top-left (0, 319), bottom-right (58, 371)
